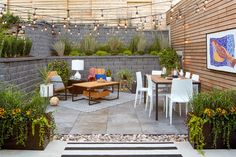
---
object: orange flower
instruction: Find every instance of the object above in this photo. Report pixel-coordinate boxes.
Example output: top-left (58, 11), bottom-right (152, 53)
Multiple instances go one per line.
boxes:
top-left (12, 108), bottom-right (21, 115)
top-left (230, 107), bottom-right (236, 113)
top-left (216, 108), bottom-right (222, 113)
top-left (221, 109), bottom-right (227, 116)
top-left (0, 108), bottom-right (6, 118)
top-left (204, 108), bottom-right (213, 117)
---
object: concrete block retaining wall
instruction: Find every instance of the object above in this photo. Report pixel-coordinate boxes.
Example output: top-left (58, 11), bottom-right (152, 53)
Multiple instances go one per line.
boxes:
top-left (0, 56), bottom-right (160, 93)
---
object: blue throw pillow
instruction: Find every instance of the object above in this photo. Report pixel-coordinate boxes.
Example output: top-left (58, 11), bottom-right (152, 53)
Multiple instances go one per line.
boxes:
top-left (95, 74), bottom-right (107, 80)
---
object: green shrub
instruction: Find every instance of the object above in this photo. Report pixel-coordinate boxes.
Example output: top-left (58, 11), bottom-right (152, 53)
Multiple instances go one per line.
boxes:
top-left (159, 48), bottom-right (180, 74)
top-left (129, 35), bottom-right (140, 53)
top-left (53, 40), bottom-right (65, 56)
top-left (150, 50), bottom-right (160, 56)
top-left (107, 37), bottom-right (124, 55)
top-left (149, 37), bottom-right (161, 52)
top-left (48, 60), bottom-right (70, 84)
top-left (116, 69), bottom-right (133, 86)
top-left (0, 12), bottom-right (20, 29)
top-left (137, 36), bottom-right (147, 55)
top-left (122, 50), bottom-right (132, 56)
top-left (96, 44), bottom-right (109, 52)
top-left (16, 38), bottom-right (25, 57)
top-left (80, 36), bottom-right (96, 56)
top-left (69, 50), bottom-right (81, 56)
top-left (95, 50), bottom-right (109, 56)
top-left (24, 38), bottom-right (32, 56)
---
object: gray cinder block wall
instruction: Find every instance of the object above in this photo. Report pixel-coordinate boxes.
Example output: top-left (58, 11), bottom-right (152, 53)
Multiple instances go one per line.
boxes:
top-left (24, 22), bottom-right (169, 57)
top-left (0, 56), bottom-right (160, 93)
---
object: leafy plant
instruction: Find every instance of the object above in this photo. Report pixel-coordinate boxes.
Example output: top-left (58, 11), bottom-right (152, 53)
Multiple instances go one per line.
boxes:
top-left (150, 50), bottom-right (160, 56)
top-left (53, 40), bottom-right (65, 56)
top-left (187, 89), bottom-right (236, 154)
top-left (60, 38), bottom-right (72, 56)
top-left (39, 67), bottom-right (50, 84)
top-left (16, 38), bottom-right (25, 57)
top-left (24, 38), bottom-right (32, 56)
top-left (48, 60), bottom-right (70, 84)
top-left (137, 36), bottom-right (147, 55)
top-left (69, 50), bottom-right (84, 56)
top-left (0, 82), bottom-right (54, 148)
top-left (96, 50), bottom-right (109, 56)
top-left (106, 69), bottom-right (112, 77)
top-left (107, 37), bottom-right (124, 55)
top-left (129, 35), bottom-right (140, 53)
top-left (122, 50), bottom-right (132, 56)
top-left (159, 48), bottom-right (180, 74)
top-left (80, 36), bottom-right (96, 56)
top-left (116, 69), bottom-right (133, 85)
top-left (149, 37), bottom-right (161, 52)
top-left (0, 12), bottom-right (20, 29)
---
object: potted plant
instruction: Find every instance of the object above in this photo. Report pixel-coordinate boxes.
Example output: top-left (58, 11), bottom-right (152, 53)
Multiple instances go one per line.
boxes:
top-left (0, 83), bottom-right (55, 150)
top-left (116, 69), bottom-right (133, 91)
top-left (158, 48), bottom-right (180, 76)
top-left (39, 67), bottom-right (53, 98)
top-left (187, 89), bottom-right (236, 155)
top-left (106, 69), bottom-right (112, 81)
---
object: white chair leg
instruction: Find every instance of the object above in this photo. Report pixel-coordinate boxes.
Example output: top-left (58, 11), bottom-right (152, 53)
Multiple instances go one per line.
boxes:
top-left (165, 96), bottom-right (169, 118)
top-left (139, 91), bottom-right (143, 104)
top-left (169, 101), bottom-right (173, 124)
top-left (179, 103), bottom-right (182, 116)
top-left (134, 91), bottom-right (139, 108)
top-left (186, 103), bottom-right (188, 115)
top-left (149, 96), bottom-right (153, 117)
top-left (145, 95), bottom-right (149, 111)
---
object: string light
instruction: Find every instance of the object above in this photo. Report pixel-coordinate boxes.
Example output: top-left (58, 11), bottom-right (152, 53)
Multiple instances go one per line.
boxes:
top-left (32, 27), bottom-right (34, 31)
top-left (125, 29), bottom-right (127, 34)
top-left (124, 22), bottom-right (127, 29)
top-left (178, 9), bottom-right (182, 19)
top-left (204, 0), bottom-right (208, 4)
top-left (33, 8), bottom-right (37, 20)
top-left (75, 24), bottom-right (77, 28)
top-left (135, 6), bottom-right (138, 15)
top-left (67, 9), bottom-right (70, 21)
top-left (44, 27), bottom-right (47, 31)
top-left (77, 30), bottom-right (80, 36)
top-left (97, 32), bottom-right (100, 35)
top-left (101, 9), bottom-right (104, 18)
top-left (58, 30), bottom-right (61, 35)
top-left (33, 20), bottom-right (36, 24)
top-left (68, 29), bottom-right (71, 32)
top-left (195, 4), bottom-right (200, 13)
top-left (52, 20), bottom-right (55, 28)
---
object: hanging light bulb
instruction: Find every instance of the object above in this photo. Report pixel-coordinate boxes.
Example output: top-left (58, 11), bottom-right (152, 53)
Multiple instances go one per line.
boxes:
top-left (33, 20), bottom-right (36, 24)
top-left (41, 29), bottom-right (44, 32)
top-left (77, 31), bottom-right (80, 36)
top-left (125, 30), bottom-right (127, 34)
top-left (136, 27), bottom-right (139, 31)
top-left (67, 9), bottom-right (70, 21)
top-left (203, 4), bottom-right (206, 11)
top-left (135, 6), bottom-right (138, 15)
top-left (97, 32), bottom-right (100, 35)
top-left (52, 30), bottom-right (54, 34)
top-left (33, 8), bottom-right (37, 20)
top-left (70, 32), bottom-right (73, 35)
top-left (124, 22), bottom-right (127, 29)
top-left (204, 0), bottom-right (208, 4)
top-left (63, 24), bottom-right (66, 28)
top-left (89, 32), bottom-right (92, 36)
top-left (170, 15), bottom-right (173, 20)
top-left (52, 20), bottom-right (55, 28)
top-left (3, 4), bottom-right (7, 14)
top-left (101, 9), bottom-right (104, 18)
top-left (196, 4), bottom-right (200, 13)
top-left (117, 24), bottom-right (120, 29)
top-left (75, 24), bottom-right (77, 28)
top-left (32, 27), bottom-right (35, 31)
top-left (58, 31), bottom-right (61, 35)
top-left (152, 19), bottom-right (155, 25)
top-left (68, 29), bottom-right (71, 32)
top-left (44, 27), bottom-right (47, 31)
top-left (28, 23), bottom-right (31, 27)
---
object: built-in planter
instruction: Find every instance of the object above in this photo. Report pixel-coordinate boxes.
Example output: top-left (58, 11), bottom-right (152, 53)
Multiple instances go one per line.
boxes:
top-left (2, 113), bottom-right (53, 150)
top-left (189, 123), bottom-right (236, 149)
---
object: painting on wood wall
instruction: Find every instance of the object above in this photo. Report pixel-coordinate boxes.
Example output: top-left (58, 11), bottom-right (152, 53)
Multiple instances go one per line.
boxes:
top-left (207, 29), bottom-right (236, 73)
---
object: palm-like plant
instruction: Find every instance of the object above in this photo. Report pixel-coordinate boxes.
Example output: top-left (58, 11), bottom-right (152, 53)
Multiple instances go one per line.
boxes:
top-left (53, 40), bottom-right (65, 56)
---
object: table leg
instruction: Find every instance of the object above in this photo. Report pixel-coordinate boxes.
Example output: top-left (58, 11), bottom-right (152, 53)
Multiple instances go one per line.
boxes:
top-left (117, 83), bottom-right (120, 99)
top-left (198, 83), bottom-right (201, 93)
top-left (156, 83), bottom-right (159, 121)
top-left (144, 74), bottom-right (147, 103)
top-left (89, 90), bottom-right (91, 105)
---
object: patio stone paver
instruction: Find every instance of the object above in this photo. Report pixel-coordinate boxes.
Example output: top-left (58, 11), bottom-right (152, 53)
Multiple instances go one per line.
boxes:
top-left (49, 98), bottom-right (188, 134)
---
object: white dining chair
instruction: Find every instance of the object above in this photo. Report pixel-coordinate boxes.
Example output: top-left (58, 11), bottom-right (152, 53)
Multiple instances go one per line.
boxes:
top-left (134, 72), bottom-right (148, 108)
top-left (151, 70), bottom-right (169, 112)
top-left (165, 79), bottom-right (193, 124)
top-left (185, 72), bottom-right (191, 79)
top-left (145, 75), bottom-right (154, 117)
top-left (192, 74), bottom-right (200, 94)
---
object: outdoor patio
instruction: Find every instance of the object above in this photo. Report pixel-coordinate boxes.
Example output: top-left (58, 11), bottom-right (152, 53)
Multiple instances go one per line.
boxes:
top-left (0, 0), bottom-right (236, 156)
top-left (48, 95), bottom-right (187, 135)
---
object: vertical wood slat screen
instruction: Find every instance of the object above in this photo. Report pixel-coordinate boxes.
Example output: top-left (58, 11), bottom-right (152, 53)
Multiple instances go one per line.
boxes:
top-left (167, 0), bottom-right (236, 91)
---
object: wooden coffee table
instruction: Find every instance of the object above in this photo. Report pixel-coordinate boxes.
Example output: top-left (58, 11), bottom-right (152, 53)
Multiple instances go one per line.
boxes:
top-left (73, 81), bottom-right (120, 105)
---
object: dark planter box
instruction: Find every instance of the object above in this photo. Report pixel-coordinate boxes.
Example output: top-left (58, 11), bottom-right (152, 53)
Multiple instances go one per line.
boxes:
top-left (2, 114), bottom-right (52, 150)
top-left (189, 123), bottom-right (236, 149)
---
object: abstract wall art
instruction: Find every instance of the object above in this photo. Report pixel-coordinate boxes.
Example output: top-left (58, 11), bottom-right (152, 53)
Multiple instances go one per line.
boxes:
top-left (207, 29), bottom-right (236, 73)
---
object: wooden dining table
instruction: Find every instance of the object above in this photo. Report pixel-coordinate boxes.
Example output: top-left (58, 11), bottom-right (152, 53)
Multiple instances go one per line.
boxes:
top-left (144, 75), bottom-right (201, 121)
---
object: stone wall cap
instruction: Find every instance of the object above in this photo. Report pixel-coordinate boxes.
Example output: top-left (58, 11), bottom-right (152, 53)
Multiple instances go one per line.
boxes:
top-left (0, 57), bottom-right (44, 63)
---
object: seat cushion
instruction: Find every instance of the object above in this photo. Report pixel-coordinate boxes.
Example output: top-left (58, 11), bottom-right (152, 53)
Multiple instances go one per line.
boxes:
top-left (50, 76), bottom-right (65, 91)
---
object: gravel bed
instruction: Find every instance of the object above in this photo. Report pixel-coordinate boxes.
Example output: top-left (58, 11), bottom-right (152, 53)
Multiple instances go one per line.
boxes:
top-left (54, 134), bottom-right (188, 142)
